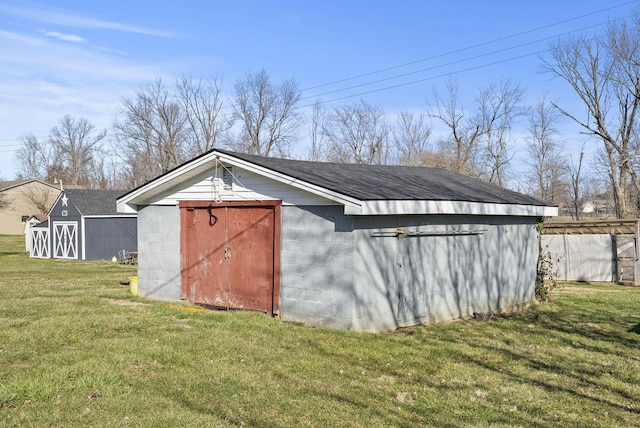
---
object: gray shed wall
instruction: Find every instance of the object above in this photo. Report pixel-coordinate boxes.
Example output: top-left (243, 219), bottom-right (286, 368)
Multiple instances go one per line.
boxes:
top-left (280, 205), bottom-right (356, 329)
top-left (137, 203), bottom-right (539, 331)
top-left (279, 206), bottom-right (539, 332)
top-left (351, 215), bottom-right (538, 331)
top-left (84, 217), bottom-right (137, 261)
top-left (137, 205), bottom-right (181, 300)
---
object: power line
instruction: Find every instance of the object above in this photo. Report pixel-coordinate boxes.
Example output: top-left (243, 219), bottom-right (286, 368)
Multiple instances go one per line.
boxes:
top-left (300, 0), bottom-right (640, 92)
top-left (300, 49), bottom-right (549, 108)
top-left (299, 17), bottom-right (625, 103)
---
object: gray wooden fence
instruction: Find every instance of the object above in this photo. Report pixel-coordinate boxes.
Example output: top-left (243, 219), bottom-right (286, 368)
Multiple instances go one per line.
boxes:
top-left (542, 220), bottom-right (639, 286)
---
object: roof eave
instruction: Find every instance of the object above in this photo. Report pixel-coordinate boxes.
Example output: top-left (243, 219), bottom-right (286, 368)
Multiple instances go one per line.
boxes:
top-left (347, 200), bottom-right (558, 216)
top-left (116, 149), bottom-right (363, 213)
top-left (0, 179), bottom-right (61, 193)
top-left (116, 151), bottom-right (221, 213)
top-left (219, 152), bottom-right (362, 211)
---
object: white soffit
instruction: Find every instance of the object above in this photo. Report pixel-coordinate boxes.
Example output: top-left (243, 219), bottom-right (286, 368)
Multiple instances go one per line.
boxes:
top-left (347, 200), bottom-right (558, 217)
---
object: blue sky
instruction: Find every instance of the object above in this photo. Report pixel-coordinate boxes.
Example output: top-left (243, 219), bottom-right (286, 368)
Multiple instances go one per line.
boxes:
top-left (1, 0), bottom-right (639, 181)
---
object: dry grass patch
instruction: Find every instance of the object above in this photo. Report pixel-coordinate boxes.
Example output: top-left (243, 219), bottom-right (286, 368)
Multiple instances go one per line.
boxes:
top-left (106, 298), bottom-right (148, 307)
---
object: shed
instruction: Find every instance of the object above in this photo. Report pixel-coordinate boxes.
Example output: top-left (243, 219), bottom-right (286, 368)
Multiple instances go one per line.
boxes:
top-left (117, 149), bottom-right (557, 332)
top-left (23, 214), bottom-right (46, 254)
top-left (30, 189), bottom-right (137, 261)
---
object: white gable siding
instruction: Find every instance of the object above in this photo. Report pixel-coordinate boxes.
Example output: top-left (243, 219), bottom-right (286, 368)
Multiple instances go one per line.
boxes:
top-left (150, 167), bottom-right (337, 206)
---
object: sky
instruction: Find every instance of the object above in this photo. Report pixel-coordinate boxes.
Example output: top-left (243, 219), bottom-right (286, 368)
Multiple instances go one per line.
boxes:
top-left (1, 0), bottom-right (639, 182)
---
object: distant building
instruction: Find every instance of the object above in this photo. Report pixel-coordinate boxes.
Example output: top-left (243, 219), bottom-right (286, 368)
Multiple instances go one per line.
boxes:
top-left (23, 214), bottom-right (47, 254)
top-left (0, 180), bottom-right (61, 235)
top-left (582, 200), bottom-right (614, 215)
top-left (29, 189), bottom-right (137, 261)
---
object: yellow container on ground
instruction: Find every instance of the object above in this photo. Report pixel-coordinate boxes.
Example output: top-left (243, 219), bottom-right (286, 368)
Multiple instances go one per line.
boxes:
top-left (130, 276), bottom-right (138, 296)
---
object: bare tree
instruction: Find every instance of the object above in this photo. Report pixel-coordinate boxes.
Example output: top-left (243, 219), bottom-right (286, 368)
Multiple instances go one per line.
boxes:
top-left (113, 78), bottom-right (188, 186)
top-left (16, 118), bottom-right (104, 187)
top-left (307, 100), bottom-right (327, 161)
top-left (177, 75), bottom-right (232, 157)
top-left (21, 185), bottom-right (57, 214)
top-left (322, 99), bottom-right (391, 164)
top-left (229, 69), bottom-right (302, 157)
top-left (49, 115), bottom-right (106, 186)
top-left (16, 133), bottom-right (54, 180)
top-left (0, 179), bottom-right (9, 210)
top-left (393, 111), bottom-right (432, 166)
top-left (568, 145), bottom-right (586, 220)
top-left (525, 97), bottom-right (568, 203)
top-left (427, 78), bottom-right (484, 176)
top-left (478, 79), bottom-right (526, 187)
top-left (543, 18), bottom-right (640, 218)
top-left (428, 77), bottom-right (525, 184)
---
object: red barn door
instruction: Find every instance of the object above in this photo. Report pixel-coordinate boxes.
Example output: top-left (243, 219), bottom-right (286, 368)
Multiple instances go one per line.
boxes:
top-left (180, 201), bottom-right (281, 314)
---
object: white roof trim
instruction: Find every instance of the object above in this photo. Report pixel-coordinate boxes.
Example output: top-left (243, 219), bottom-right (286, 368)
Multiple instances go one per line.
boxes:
top-left (117, 150), bottom-right (363, 213)
top-left (117, 152), bottom-right (217, 213)
top-left (345, 200), bottom-right (558, 217)
top-left (83, 215), bottom-right (137, 219)
top-left (218, 153), bottom-right (363, 211)
top-left (48, 191), bottom-right (65, 216)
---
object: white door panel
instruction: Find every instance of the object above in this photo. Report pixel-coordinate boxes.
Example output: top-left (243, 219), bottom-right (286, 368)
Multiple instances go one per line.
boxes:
top-left (53, 222), bottom-right (78, 259)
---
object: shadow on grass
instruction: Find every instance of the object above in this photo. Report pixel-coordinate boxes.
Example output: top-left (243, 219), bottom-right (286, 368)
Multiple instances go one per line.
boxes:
top-left (0, 251), bottom-right (25, 257)
top-left (628, 323), bottom-right (640, 334)
top-left (424, 305), bottom-right (640, 419)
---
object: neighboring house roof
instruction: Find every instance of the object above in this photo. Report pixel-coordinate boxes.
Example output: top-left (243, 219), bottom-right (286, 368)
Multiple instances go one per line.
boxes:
top-left (0, 179), bottom-right (60, 193)
top-left (117, 148), bottom-right (558, 217)
top-left (0, 179), bottom-right (62, 235)
top-left (57, 189), bottom-right (129, 216)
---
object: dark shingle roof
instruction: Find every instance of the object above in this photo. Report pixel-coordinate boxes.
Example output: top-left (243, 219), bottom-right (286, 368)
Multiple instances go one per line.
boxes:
top-left (64, 189), bottom-right (128, 215)
top-left (217, 149), bottom-right (549, 206)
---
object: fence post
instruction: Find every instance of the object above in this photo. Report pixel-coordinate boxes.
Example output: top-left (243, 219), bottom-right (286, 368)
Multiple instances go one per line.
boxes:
top-left (634, 220), bottom-right (640, 286)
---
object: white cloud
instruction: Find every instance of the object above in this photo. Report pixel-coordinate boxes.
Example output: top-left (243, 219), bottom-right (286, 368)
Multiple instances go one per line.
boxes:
top-left (0, 3), bottom-right (193, 178)
top-left (38, 29), bottom-right (87, 43)
top-left (0, 29), bottom-right (44, 46)
top-left (0, 23), bottom-right (184, 179)
top-left (0, 3), bottom-right (179, 38)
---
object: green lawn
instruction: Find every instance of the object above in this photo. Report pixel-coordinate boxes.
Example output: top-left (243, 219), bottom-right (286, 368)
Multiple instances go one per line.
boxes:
top-left (1, 234), bottom-right (639, 427)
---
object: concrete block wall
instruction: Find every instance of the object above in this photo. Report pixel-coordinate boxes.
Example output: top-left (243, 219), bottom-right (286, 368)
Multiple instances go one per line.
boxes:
top-left (350, 215), bottom-right (539, 331)
top-left (279, 205), bottom-right (356, 329)
top-left (137, 205), bottom-right (182, 301)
